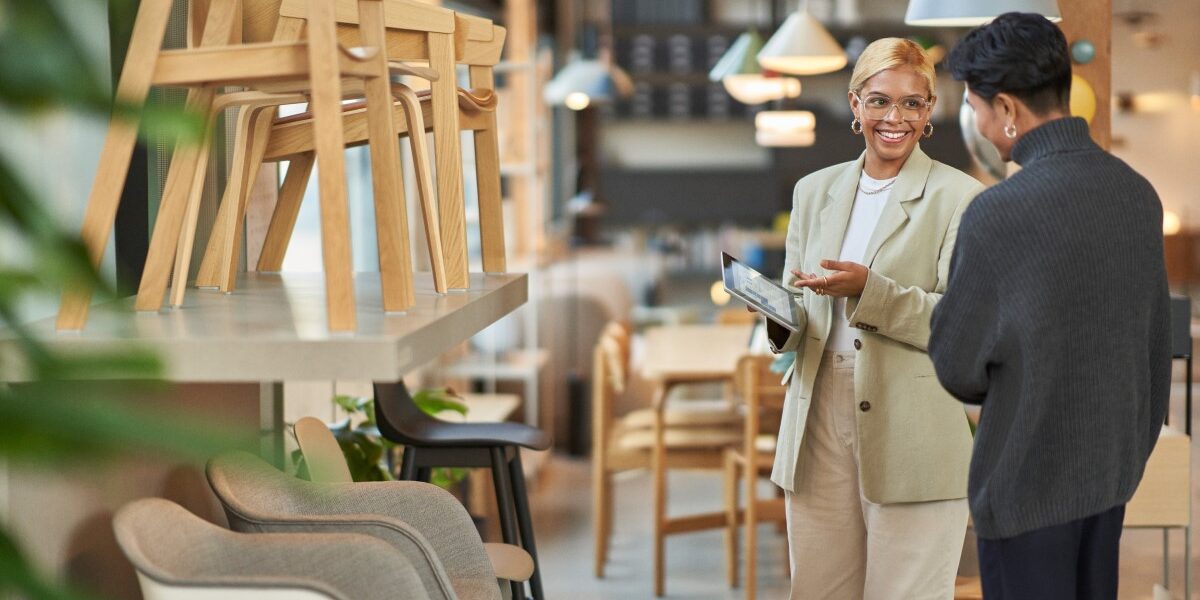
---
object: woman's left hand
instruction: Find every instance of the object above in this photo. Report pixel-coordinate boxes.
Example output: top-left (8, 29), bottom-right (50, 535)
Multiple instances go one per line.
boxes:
top-left (791, 260), bottom-right (869, 298)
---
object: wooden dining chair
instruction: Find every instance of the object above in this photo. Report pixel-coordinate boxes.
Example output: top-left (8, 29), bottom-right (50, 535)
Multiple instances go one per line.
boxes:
top-left (590, 322), bottom-right (743, 579)
top-left (194, 12), bottom-right (507, 299)
top-left (722, 353), bottom-right (788, 600)
top-left (55, 0), bottom-right (413, 332)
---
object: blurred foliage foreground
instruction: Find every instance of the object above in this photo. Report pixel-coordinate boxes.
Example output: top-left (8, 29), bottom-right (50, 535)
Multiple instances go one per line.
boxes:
top-left (1, 0), bottom-right (247, 598)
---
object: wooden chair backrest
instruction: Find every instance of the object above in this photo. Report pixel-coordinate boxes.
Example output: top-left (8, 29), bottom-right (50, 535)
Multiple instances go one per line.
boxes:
top-left (294, 417), bottom-right (354, 483)
top-left (734, 354), bottom-right (786, 444)
top-left (716, 308), bottom-right (758, 326)
top-left (592, 328), bottom-right (631, 451)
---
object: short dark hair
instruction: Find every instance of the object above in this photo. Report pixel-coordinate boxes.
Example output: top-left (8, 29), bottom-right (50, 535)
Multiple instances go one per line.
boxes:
top-left (946, 12), bottom-right (1072, 115)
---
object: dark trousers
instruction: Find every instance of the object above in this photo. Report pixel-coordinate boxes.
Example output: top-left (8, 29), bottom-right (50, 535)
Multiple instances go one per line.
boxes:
top-left (978, 504), bottom-right (1125, 600)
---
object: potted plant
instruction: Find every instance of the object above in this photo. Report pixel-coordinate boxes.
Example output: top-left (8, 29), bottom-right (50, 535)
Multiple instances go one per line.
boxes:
top-left (292, 388), bottom-right (471, 490)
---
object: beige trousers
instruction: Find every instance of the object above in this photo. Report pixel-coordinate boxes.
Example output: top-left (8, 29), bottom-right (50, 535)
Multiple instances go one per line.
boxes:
top-left (785, 351), bottom-right (968, 600)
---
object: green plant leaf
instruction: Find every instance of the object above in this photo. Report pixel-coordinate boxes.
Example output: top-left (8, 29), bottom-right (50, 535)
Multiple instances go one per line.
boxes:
top-left (0, 520), bottom-right (99, 600)
top-left (413, 387), bottom-right (469, 417)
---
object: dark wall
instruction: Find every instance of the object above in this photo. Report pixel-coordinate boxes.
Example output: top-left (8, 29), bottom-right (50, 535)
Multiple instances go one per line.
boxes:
top-left (599, 107), bottom-right (974, 228)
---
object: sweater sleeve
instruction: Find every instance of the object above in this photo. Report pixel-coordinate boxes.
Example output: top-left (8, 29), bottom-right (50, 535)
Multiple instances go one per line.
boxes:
top-left (929, 206), bottom-right (1000, 405)
top-left (845, 187), bottom-right (979, 351)
top-left (767, 183), bottom-right (810, 353)
top-left (1144, 261), bottom-right (1172, 458)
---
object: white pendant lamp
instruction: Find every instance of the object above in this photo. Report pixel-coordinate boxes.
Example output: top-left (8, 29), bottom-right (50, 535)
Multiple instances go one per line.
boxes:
top-left (724, 74), bottom-right (802, 105)
top-left (544, 54), bottom-right (616, 111)
top-left (904, 0), bottom-right (1061, 26)
top-left (757, 3), bottom-right (847, 76)
top-left (755, 110), bottom-right (816, 147)
top-left (709, 30), bottom-right (802, 105)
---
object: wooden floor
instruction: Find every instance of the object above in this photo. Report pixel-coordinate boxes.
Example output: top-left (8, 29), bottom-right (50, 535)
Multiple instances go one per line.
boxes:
top-left (526, 387), bottom-right (1200, 599)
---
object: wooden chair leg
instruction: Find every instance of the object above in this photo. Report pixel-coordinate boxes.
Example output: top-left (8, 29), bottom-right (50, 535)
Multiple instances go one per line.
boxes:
top-left (358, 2), bottom-right (413, 313)
top-left (652, 398), bottom-right (667, 597)
top-left (305, 0), bottom-right (355, 332)
top-left (592, 455), bottom-right (610, 578)
top-left (56, 0), bottom-right (173, 330)
top-left (255, 153), bottom-right (314, 272)
top-left (469, 65), bottom-right (505, 274)
top-left (169, 122), bottom-right (216, 307)
top-left (195, 111), bottom-right (249, 288)
top-left (392, 84), bottom-right (447, 294)
top-left (745, 468), bottom-right (758, 600)
top-left (427, 31), bottom-right (469, 290)
top-left (216, 106), bottom-right (276, 293)
top-left (134, 0), bottom-right (239, 313)
top-left (724, 450), bottom-right (739, 589)
top-left (135, 88), bottom-right (219, 312)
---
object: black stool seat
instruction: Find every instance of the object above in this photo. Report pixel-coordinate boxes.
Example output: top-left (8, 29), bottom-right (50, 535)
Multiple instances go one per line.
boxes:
top-left (379, 407), bottom-right (552, 450)
top-left (374, 381), bottom-right (549, 600)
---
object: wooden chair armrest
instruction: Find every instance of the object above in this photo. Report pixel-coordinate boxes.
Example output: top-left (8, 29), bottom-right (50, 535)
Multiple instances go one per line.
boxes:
top-left (483, 543), bottom-right (534, 582)
top-left (388, 61), bottom-right (440, 81)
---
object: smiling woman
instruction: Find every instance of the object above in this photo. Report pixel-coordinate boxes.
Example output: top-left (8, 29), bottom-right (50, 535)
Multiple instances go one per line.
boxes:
top-left (760, 37), bottom-right (986, 600)
top-left (847, 38), bottom-right (938, 179)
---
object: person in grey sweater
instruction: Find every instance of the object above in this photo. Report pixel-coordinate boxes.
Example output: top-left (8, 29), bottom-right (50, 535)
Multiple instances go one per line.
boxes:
top-left (929, 13), bottom-right (1171, 600)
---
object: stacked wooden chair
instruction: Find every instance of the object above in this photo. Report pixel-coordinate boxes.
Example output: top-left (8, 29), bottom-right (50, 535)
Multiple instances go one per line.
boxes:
top-left (191, 9), bottom-right (508, 300)
top-left (590, 321), bottom-right (743, 578)
top-left (57, 0), bottom-right (509, 333)
top-left (722, 354), bottom-right (789, 600)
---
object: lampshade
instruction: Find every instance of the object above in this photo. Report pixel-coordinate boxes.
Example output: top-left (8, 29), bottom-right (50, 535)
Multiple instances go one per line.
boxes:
top-left (724, 75), bottom-right (802, 105)
top-left (709, 30), bottom-right (802, 105)
top-left (544, 56), bottom-right (615, 110)
top-left (755, 110), bottom-right (816, 147)
top-left (904, 0), bottom-right (1061, 26)
top-left (709, 30), bottom-right (766, 82)
top-left (757, 9), bottom-right (847, 76)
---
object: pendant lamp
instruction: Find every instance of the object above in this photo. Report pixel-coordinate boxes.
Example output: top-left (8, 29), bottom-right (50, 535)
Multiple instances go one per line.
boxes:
top-left (755, 110), bottom-right (816, 147)
top-left (709, 30), bottom-right (801, 105)
top-left (757, 2), bottom-right (847, 76)
top-left (904, 0), bottom-right (1061, 26)
top-left (544, 51), bottom-right (632, 111)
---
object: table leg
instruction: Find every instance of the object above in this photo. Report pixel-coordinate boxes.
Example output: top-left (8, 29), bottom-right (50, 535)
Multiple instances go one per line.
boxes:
top-left (652, 383), bottom-right (668, 597)
top-left (1185, 525), bottom-right (1191, 600)
top-left (260, 382), bottom-right (284, 468)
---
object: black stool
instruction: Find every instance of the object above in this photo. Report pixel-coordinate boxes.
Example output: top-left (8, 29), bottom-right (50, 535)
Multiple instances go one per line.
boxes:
top-left (374, 381), bottom-right (551, 600)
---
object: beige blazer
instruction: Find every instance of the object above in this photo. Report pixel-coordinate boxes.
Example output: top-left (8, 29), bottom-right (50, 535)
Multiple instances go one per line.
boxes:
top-left (768, 146), bottom-right (984, 503)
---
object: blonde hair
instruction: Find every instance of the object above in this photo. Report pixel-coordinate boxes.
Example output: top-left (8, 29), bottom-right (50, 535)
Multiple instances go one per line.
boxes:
top-left (849, 38), bottom-right (937, 98)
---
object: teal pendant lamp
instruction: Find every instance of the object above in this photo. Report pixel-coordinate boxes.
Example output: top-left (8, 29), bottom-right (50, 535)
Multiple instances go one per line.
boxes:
top-left (905, 0), bottom-right (1061, 26)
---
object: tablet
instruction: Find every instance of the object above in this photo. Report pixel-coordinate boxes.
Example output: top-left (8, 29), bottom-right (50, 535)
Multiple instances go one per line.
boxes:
top-left (721, 252), bottom-right (803, 332)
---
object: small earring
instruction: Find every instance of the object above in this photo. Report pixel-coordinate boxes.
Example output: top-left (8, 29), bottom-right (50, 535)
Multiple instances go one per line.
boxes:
top-left (923, 122), bottom-right (934, 138)
top-left (1004, 123), bottom-right (1017, 139)
top-left (850, 118), bottom-right (863, 135)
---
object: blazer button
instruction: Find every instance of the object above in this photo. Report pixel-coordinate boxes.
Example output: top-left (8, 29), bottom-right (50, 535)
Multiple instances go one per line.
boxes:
top-left (853, 339), bottom-right (863, 351)
top-left (859, 400), bottom-right (871, 412)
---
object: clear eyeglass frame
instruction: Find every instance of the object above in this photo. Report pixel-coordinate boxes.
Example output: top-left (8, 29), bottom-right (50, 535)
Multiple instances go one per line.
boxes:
top-left (853, 92), bottom-right (933, 122)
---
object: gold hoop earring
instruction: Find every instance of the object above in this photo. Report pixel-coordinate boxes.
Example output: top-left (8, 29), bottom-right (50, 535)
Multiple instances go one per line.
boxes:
top-left (850, 118), bottom-right (863, 135)
top-left (1004, 123), bottom-right (1017, 139)
top-left (923, 123), bottom-right (934, 138)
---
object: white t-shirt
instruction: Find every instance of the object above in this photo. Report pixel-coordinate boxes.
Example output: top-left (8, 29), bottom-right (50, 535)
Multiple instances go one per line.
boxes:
top-left (826, 171), bottom-right (894, 352)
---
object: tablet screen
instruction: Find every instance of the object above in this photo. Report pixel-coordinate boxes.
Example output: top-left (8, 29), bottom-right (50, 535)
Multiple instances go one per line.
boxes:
top-left (721, 253), bottom-right (798, 328)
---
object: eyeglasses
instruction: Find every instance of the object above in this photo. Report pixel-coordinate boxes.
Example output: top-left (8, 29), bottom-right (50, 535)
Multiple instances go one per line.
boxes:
top-left (853, 93), bottom-right (932, 121)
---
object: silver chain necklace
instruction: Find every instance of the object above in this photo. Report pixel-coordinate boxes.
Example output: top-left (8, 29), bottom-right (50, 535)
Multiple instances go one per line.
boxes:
top-left (859, 178), bottom-right (897, 195)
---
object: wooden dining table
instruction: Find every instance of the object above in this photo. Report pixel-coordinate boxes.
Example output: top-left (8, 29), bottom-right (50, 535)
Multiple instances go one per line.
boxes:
top-left (639, 323), bottom-right (757, 597)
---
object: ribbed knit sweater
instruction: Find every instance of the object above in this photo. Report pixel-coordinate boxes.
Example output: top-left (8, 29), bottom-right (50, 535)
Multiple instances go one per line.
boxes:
top-left (928, 117), bottom-right (1171, 540)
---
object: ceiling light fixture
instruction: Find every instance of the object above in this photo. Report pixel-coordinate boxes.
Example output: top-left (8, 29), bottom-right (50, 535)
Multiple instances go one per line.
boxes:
top-left (904, 0), bottom-right (1061, 27)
